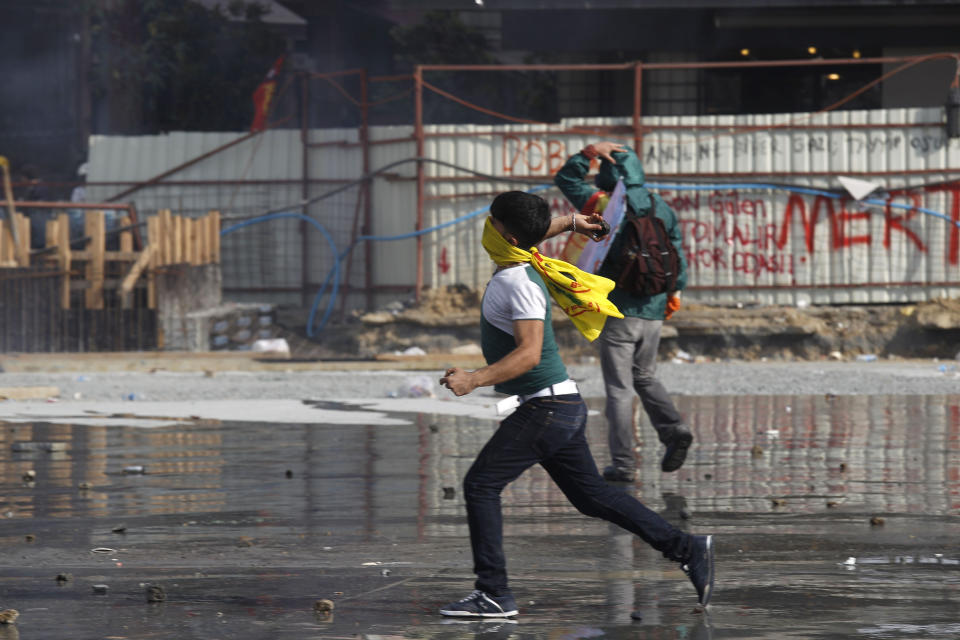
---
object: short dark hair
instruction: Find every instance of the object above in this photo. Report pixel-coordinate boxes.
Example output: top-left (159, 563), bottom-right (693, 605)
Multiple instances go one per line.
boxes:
top-left (489, 191), bottom-right (550, 248)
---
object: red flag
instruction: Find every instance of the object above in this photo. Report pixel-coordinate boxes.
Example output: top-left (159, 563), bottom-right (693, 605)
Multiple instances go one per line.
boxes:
top-left (251, 55), bottom-right (285, 132)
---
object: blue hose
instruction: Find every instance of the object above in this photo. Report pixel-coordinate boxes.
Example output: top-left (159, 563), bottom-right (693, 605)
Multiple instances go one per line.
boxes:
top-left (220, 212), bottom-right (341, 337)
top-left (220, 181), bottom-right (957, 337)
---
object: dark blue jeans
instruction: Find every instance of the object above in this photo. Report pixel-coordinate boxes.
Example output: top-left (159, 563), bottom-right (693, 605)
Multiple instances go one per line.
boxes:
top-left (463, 393), bottom-right (692, 597)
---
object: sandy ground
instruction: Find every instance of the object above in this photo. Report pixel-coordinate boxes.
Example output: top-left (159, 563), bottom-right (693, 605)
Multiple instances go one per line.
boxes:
top-left (1, 359), bottom-right (958, 427)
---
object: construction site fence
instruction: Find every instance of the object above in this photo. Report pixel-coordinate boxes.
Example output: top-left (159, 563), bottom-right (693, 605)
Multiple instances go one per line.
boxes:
top-left (80, 106), bottom-right (960, 315)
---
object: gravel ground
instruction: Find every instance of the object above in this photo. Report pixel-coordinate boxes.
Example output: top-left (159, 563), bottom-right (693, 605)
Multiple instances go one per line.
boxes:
top-left (2, 359), bottom-right (958, 403)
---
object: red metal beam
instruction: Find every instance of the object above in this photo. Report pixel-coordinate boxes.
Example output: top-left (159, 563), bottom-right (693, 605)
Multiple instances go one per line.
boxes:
top-left (414, 66), bottom-right (425, 303)
top-left (419, 53), bottom-right (958, 73)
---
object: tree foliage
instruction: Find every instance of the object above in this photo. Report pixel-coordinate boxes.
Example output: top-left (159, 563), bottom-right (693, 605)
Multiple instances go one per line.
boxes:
top-left (390, 11), bottom-right (496, 69)
top-left (90, 0), bottom-right (286, 132)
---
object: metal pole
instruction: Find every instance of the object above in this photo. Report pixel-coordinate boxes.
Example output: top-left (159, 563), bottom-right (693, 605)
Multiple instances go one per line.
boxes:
top-left (633, 62), bottom-right (643, 153)
top-left (301, 73), bottom-right (311, 308)
top-left (414, 65), bottom-right (424, 303)
top-left (361, 69), bottom-right (373, 311)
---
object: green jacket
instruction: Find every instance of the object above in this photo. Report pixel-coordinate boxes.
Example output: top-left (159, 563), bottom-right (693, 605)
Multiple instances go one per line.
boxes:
top-left (554, 146), bottom-right (687, 320)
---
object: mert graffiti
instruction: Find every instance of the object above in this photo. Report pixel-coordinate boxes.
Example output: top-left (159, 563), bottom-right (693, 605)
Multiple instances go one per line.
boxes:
top-left (670, 185), bottom-right (960, 279)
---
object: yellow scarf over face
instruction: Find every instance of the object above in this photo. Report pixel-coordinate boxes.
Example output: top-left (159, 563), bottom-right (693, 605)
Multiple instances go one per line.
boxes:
top-left (481, 217), bottom-right (623, 342)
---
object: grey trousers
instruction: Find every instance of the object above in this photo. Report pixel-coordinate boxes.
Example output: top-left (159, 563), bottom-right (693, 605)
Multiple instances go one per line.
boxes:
top-left (598, 315), bottom-right (687, 471)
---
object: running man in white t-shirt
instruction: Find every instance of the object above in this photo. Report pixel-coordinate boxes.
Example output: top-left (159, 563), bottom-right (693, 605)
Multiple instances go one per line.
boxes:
top-left (438, 191), bottom-right (714, 618)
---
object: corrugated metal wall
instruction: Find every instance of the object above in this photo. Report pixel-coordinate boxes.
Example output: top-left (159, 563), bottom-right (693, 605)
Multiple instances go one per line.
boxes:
top-left (86, 107), bottom-right (960, 310)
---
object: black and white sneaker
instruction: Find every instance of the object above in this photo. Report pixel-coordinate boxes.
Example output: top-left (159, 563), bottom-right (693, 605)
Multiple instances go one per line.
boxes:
top-left (439, 590), bottom-right (518, 617)
top-left (683, 534), bottom-right (715, 606)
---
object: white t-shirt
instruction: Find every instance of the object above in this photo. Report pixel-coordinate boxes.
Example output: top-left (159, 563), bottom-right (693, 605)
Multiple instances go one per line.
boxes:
top-left (482, 265), bottom-right (547, 335)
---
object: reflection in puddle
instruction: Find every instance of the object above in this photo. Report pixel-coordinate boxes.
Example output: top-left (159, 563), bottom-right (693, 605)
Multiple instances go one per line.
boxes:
top-left (0, 393), bottom-right (957, 639)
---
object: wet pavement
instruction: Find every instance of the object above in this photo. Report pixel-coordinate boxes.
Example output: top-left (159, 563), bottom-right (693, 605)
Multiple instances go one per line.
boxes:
top-left (1, 393), bottom-right (959, 639)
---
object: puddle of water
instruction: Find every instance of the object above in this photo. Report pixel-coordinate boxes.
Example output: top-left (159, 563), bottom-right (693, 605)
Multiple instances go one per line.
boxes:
top-left (0, 394), bottom-right (957, 638)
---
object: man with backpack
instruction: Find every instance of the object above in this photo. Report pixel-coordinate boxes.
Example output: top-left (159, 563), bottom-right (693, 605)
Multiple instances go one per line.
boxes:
top-left (555, 141), bottom-right (692, 483)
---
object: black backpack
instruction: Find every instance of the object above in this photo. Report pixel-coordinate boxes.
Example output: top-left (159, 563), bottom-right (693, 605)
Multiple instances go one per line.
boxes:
top-left (614, 193), bottom-right (680, 297)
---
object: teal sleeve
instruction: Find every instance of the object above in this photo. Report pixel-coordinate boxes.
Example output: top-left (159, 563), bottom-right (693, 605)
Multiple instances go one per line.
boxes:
top-left (553, 151), bottom-right (598, 212)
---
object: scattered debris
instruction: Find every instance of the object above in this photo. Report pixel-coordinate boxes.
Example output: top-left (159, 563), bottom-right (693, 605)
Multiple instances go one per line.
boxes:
top-left (91, 547), bottom-right (116, 554)
top-left (0, 610), bottom-right (18, 625)
top-left (400, 346), bottom-right (426, 357)
top-left (252, 338), bottom-right (291, 356)
top-left (314, 599), bottom-right (335, 614)
top-left (145, 585), bottom-right (166, 603)
top-left (393, 375), bottom-right (435, 398)
top-left (856, 354), bottom-right (878, 362)
top-left (442, 487), bottom-right (456, 499)
top-left (92, 584), bottom-right (109, 595)
top-left (122, 465), bottom-right (145, 475)
top-left (870, 516), bottom-right (886, 526)
top-left (828, 351), bottom-right (844, 361)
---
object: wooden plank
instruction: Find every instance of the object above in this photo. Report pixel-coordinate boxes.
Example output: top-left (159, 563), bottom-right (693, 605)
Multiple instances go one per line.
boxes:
top-left (183, 217), bottom-right (193, 265)
top-left (44, 218), bottom-right (59, 267)
top-left (172, 214), bottom-right (183, 264)
top-left (209, 210), bottom-right (221, 263)
top-left (15, 212), bottom-right (29, 266)
top-left (0, 219), bottom-right (10, 264)
top-left (0, 386), bottom-right (60, 400)
top-left (190, 218), bottom-right (201, 265)
top-left (158, 209), bottom-right (172, 266)
top-left (45, 218), bottom-right (59, 250)
top-left (84, 210), bottom-right (105, 309)
top-left (121, 244), bottom-right (155, 295)
top-left (197, 215), bottom-right (208, 264)
top-left (57, 212), bottom-right (71, 309)
top-left (119, 216), bottom-right (132, 253)
top-left (147, 217), bottom-right (158, 309)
